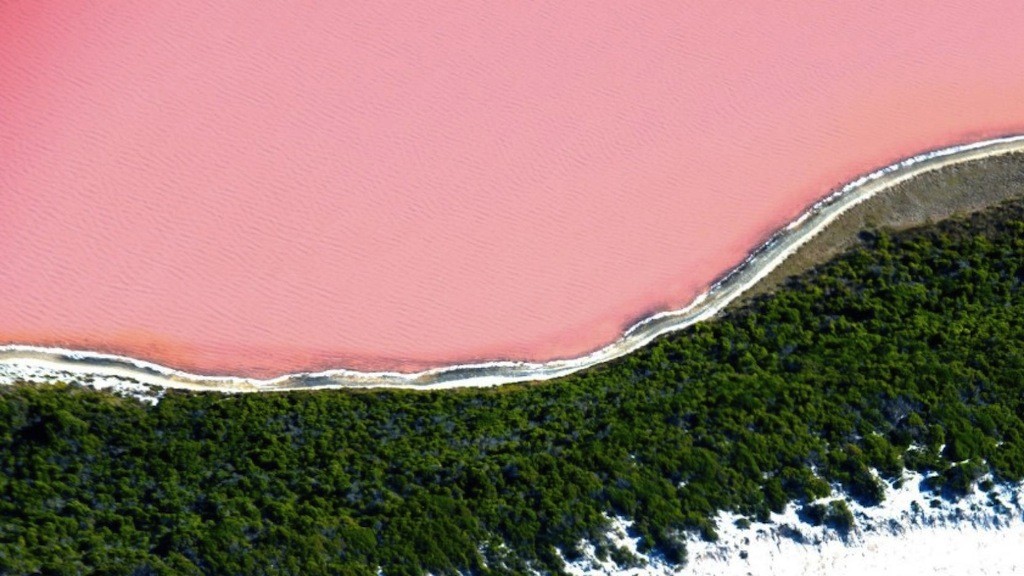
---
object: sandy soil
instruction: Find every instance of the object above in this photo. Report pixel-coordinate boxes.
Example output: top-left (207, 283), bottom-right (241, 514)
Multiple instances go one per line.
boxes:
top-left (559, 469), bottom-right (1024, 576)
top-left (737, 150), bottom-right (1024, 304)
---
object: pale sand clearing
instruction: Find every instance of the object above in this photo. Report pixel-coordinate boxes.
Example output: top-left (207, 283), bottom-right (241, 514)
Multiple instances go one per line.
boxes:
top-left (559, 469), bottom-right (1024, 575)
top-left (3, 135), bottom-right (1023, 393)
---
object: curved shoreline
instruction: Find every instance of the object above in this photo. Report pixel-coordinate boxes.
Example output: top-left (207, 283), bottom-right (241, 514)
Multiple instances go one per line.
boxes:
top-left (4, 134), bottom-right (1024, 393)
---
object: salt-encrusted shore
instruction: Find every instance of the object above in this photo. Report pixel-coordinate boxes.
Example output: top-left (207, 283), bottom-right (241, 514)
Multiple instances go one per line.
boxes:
top-left (3, 135), bottom-right (1024, 394)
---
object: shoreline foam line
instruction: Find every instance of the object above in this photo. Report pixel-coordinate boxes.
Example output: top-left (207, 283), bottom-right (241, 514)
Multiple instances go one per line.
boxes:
top-left (3, 134), bottom-right (1024, 393)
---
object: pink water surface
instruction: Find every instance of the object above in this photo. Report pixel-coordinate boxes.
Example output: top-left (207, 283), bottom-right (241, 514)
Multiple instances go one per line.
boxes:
top-left (3, 2), bottom-right (1024, 377)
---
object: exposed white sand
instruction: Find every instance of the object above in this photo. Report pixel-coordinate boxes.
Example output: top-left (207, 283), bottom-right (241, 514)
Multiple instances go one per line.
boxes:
top-left (0, 362), bottom-right (165, 404)
top-left (559, 470), bottom-right (1024, 575)
top-left (3, 135), bottom-right (1024, 393)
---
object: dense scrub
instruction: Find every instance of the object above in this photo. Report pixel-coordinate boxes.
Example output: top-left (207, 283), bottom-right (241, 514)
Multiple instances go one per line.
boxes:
top-left (1, 199), bottom-right (1023, 575)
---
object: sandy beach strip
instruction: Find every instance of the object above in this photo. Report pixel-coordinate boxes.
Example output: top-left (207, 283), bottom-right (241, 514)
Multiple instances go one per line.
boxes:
top-left (3, 134), bottom-right (1024, 394)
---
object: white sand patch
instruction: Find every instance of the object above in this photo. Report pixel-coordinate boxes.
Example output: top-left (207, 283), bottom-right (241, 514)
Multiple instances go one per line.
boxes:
top-left (687, 517), bottom-right (1024, 576)
top-left (0, 361), bottom-right (164, 404)
top-left (558, 515), bottom-right (676, 576)
top-left (554, 471), bottom-right (1024, 575)
top-left (687, 470), bottom-right (1024, 575)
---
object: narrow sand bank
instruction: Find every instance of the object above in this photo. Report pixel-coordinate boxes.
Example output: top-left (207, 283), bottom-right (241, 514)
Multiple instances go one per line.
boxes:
top-left (3, 134), bottom-right (1024, 393)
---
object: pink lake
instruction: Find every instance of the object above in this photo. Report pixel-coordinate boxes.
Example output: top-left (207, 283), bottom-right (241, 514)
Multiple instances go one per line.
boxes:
top-left (2, 2), bottom-right (1024, 378)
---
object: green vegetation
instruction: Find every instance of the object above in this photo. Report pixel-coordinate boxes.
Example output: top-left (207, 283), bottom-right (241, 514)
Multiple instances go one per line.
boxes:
top-left (798, 500), bottom-right (855, 535)
top-left (2, 198), bottom-right (1024, 575)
